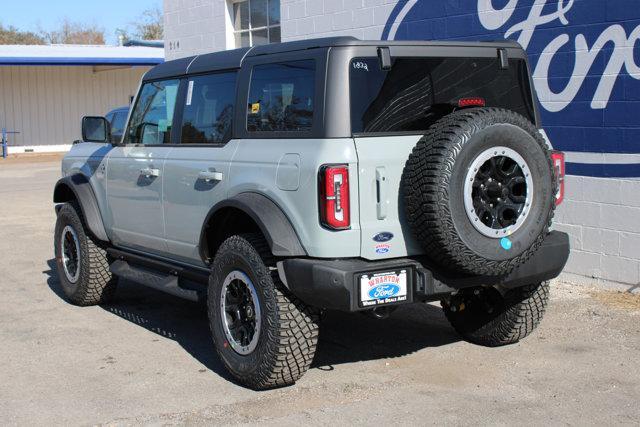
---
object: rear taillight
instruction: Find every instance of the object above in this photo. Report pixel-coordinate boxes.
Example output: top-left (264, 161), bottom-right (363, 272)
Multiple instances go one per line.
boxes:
top-left (551, 151), bottom-right (565, 205)
top-left (319, 164), bottom-right (350, 230)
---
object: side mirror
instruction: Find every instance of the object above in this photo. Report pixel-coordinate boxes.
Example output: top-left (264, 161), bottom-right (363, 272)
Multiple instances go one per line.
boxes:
top-left (82, 116), bottom-right (111, 143)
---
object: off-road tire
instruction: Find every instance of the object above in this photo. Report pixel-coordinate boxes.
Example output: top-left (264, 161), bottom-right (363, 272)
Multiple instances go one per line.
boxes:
top-left (403, 108), bottom-right (556, 276)
top-left (443, 281), bottom-right (550, 346)
top-left (208, 233), bottom-right (319, 390)
top-left (54, 202), bottom-right (117, 305)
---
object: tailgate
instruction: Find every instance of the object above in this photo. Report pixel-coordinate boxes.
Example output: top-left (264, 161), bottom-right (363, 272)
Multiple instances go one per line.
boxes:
top-left (354, 135), bottom-right (423, 260)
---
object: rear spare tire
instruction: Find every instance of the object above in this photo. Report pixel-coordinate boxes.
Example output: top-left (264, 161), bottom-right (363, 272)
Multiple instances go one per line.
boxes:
top-left (403, 108), bottom-right (555, 276)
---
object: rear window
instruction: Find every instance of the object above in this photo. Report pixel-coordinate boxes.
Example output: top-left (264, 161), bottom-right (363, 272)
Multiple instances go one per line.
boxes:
top-left (350, 57), bottom-right (534, 134)
top-left (247, 60), bottom-right (315, 132)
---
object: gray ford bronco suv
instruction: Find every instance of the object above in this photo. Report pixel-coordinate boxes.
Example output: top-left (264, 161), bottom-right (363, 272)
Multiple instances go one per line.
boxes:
top-left (54, 37), bottom-right (569, 389)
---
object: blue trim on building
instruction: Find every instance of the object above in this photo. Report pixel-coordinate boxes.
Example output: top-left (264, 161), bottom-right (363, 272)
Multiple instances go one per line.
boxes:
top-left (566, 162), bottom-right (640, 178)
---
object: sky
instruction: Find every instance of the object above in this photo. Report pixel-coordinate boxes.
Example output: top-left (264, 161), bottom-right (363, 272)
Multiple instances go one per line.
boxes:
top-left (1, 0), bottom-right (162, 44)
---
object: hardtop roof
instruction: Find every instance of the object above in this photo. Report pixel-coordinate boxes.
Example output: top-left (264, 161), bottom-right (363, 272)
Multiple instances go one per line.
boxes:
top-left (143, 36), bottom-right (522, 81)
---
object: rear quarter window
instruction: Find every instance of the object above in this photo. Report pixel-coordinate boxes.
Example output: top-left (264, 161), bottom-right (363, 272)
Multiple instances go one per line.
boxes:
top-left (246, 60), bottom-right (315, 132)
top-left (350, 57), bottom-right (535, 134)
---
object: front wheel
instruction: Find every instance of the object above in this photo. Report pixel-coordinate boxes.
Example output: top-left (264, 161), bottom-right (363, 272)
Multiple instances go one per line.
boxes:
top-left (442, 281), bottom-right (549, 347)
top-left (208, 234), bottom-right (319, 390)
top-left (53, 202), bottom-right (117, 306)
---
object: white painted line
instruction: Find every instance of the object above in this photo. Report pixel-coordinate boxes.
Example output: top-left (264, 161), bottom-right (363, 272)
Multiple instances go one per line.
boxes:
top-left (564, 151), bottom-right (640, 164)
top-left (7, 144), bottom-right (71, 154)
top-left (388, 0), bottom-right (418, 40)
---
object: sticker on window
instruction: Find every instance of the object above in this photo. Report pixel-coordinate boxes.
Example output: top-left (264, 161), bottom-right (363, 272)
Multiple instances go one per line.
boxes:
top-left (352, 61), bottom-right (369, 72)
top-left (251, 102), bottom-right (260, 114)
top-left (186, 80), bottom-right (194, 106)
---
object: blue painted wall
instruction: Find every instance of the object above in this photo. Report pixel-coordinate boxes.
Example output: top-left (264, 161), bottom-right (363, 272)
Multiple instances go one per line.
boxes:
top-left (383, 0), bottom-right (640, 177)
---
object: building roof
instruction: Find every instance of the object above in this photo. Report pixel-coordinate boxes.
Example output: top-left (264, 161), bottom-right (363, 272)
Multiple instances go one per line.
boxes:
top-left (0, 44), bottom-right (164, 66)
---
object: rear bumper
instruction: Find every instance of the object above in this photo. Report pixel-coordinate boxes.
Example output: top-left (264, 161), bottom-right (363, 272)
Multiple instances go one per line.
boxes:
top-left (278, 231), bottom-right (569, 312)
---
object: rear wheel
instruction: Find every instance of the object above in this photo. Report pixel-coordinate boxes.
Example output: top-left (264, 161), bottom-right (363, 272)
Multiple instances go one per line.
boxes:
top-left (53, 202), bottom-right (117, 305)
top-left (208, 234), bottom-right (319, 390)
top-left (442, 281), bottom-right (550, 347)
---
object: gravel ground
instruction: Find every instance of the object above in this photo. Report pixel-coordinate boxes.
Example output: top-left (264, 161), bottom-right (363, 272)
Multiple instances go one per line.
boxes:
top-left (1, 158), bottom-right (639, 426)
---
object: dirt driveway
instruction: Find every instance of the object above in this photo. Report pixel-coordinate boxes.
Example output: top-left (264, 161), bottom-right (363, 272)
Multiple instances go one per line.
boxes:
top-left (1, 157), bottom-right (639, 425)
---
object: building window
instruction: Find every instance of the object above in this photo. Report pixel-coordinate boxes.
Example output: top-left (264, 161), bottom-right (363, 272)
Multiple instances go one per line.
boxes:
top-left (231, 0), bottom-right (280, 48)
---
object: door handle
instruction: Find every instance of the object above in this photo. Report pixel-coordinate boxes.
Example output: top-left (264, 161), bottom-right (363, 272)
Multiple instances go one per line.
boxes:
top-left (140, 167), bottom-right (160, 178)
top-left (198, 170), bottom-right (224, 182)
top-left (375, 166), bottom-right (387, 220)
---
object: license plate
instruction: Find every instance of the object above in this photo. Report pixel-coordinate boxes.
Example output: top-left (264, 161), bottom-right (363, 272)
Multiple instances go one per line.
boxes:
top-left (359, 269), bottom-right (408, 307)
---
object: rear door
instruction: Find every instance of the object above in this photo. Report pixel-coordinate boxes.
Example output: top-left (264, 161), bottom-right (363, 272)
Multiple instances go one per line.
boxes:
top-left (162, 71), bottom-right (239, 266)
top-left (350, 55), bottom-right (536, 259)
top-left (105, 78), bottom-right (179, 254)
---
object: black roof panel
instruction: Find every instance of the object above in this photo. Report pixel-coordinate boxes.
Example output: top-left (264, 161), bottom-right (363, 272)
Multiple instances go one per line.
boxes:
top-left (188, 47), bottom-right (250, 75)
top-left (143, 55), bottom-right (195, 81)
top-left (246, 36), bottom-right (359, 57)
top-left (142, 37), bottom-right (522, 81)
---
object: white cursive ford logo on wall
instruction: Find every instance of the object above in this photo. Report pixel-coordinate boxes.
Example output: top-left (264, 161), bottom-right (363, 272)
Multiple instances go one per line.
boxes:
top-left (477, 0), bottom-right (640, 113)
top-left (383, 0), bottom-right (640, 177)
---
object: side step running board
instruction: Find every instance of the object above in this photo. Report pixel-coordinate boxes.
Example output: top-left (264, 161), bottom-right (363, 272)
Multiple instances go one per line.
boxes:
top-left (107, 248), bottom-right (209, 302)
top-left (110, 260), bottom-right (201, 302)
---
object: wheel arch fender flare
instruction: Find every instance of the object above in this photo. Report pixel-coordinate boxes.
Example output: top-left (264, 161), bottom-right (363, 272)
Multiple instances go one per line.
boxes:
top-left (53, 174), bottom-right (109, 242)
top-left (199, 192), bottom-right (306, 262)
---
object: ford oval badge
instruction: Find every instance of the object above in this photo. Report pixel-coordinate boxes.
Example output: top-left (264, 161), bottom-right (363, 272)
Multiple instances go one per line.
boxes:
top-left (369, 284), bottom-right (400, 299)
top-left (373, 232), bottom-right (394, 242)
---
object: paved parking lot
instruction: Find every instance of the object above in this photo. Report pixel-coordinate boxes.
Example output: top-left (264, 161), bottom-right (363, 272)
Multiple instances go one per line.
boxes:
top-left (1, 157), bottom-right (639, 425)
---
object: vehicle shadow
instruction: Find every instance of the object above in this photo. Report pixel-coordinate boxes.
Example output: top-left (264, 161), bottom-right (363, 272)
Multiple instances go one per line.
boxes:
top-left (312, 304), bottom-right (459, 369)
top-left (44, 259), bottom-right (460, 380)
top-left (44, 258), bottom-right (235, 383)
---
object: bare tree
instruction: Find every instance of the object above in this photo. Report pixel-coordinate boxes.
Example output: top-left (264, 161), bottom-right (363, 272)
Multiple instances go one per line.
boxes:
top-left (117, 6), bottom-right (163, 42)
top-left (41, 19), bottom-right (105, 45)
top-left (135, 6), bottom-right (163, 40)
top-left (0, 23), bottom-right (45, 45)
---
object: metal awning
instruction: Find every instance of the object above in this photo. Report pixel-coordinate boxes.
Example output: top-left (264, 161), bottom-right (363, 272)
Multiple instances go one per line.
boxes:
top-left (0, 44), bottom-right (164, 66)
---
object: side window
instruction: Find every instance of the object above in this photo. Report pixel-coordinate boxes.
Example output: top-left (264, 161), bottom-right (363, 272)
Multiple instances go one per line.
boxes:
top-left (247, 60), bottom-right (315, 132)
top-left (180, 72), bottom-right (236, 144)
top-left (111, 112), bottom-right (127, 136)
top-left (124, 79), bottom-right (180, 145)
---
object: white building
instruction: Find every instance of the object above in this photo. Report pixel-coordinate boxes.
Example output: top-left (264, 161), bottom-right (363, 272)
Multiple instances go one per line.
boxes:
top-left (163, 0), bottom-right (640, 291)
top-left (0, 44), bottom-right (163, 153)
